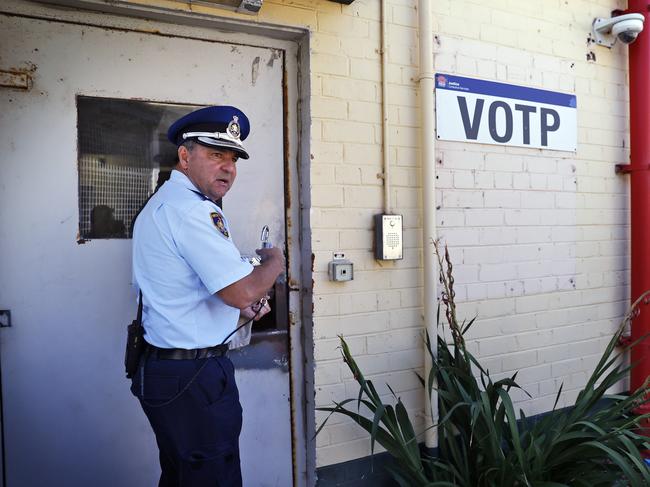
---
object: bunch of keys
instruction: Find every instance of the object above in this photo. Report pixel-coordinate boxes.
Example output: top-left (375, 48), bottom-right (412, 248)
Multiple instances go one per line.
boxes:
top-left (245, 225), bottom-right (272, 266)
top-left (254, 225), bottom-right (272, 311)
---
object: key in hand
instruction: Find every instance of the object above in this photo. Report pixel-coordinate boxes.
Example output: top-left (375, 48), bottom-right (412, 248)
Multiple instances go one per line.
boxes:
top-left (260, 225), bottom-right (272, 248)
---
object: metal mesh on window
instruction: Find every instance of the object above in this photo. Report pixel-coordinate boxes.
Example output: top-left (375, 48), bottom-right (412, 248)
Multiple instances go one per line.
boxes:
top-left (77, 96), bottom-right (197, 239)
top-left (78, 158), bottom-right (158, 238)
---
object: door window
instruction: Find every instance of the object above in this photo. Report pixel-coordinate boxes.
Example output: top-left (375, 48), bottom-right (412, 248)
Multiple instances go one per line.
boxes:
top-left (77, 96), bottom-right (196, 239)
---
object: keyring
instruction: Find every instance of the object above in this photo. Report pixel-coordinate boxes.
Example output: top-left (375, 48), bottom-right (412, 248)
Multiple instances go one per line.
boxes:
top-left (253, 297), bottom-right (268, 313)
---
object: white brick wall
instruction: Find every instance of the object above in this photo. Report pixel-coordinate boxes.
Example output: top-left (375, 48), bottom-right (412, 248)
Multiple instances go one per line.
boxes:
top-left (430, 0), bottom-right (630, 445)
top-left (178, 0), bottom-right (633, 470)
top-left (312, 0), bottom-right (629, 465)
top-left (307, 0), bottom-right (428, 467)
top-left (318, 0), bottom-right (631, 468)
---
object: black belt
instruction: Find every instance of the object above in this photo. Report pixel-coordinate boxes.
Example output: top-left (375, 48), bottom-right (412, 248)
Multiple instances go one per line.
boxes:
top-left (147, 343), bottom-right (229, 360)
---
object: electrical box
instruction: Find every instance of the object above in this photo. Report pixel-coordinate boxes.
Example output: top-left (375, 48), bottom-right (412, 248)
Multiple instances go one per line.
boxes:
top-left (328, 253), bottom-right (354, 282)
top-left (374, 214), bottom-right (403, 260)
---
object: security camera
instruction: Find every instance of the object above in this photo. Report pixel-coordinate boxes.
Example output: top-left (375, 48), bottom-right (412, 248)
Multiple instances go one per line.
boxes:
top-left (592, 13), bottom-right (645, 48)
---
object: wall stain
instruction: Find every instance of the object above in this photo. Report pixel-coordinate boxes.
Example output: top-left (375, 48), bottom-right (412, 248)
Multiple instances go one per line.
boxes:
top-left (267, 49), bottom-right (282, 68)
top-left (251, 56), bottom-right (260, 86)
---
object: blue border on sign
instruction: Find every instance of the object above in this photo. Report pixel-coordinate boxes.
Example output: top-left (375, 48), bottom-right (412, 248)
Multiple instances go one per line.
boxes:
top-left (434, 73), bottom-right (577, 108)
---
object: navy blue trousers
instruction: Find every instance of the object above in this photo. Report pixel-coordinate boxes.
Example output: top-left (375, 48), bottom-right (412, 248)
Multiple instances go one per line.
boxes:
top-left (131, 354), bottom-right (243, 487)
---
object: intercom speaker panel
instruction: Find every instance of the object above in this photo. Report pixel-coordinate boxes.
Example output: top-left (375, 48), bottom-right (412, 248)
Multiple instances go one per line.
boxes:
top-left (374, 214), bottom-right (403, 261)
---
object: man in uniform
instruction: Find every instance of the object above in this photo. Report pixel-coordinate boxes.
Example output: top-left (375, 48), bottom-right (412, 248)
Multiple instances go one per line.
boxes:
top-left (131, 105), bottom-right (285, 487)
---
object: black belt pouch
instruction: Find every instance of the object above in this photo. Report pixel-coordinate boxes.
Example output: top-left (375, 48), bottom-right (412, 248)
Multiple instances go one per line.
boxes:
top-left (124, 291), bottom-right (144, 379)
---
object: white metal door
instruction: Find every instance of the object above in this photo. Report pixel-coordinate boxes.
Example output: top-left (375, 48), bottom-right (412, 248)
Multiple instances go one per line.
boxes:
top-left (0, 9), bottom-right (296, 487)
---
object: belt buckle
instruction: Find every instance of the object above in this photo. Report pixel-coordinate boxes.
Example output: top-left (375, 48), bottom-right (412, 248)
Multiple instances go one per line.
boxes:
top-left (198, 346), bottom-right (216, 359)
top-left (209, 344), bottom-right (226, 358)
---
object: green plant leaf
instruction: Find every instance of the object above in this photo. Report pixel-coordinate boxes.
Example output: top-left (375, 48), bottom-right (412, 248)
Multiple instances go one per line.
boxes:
top-left (582, 440), bottom-right (643, 486)
top-left (496, 388), bottom-right (528, 481)
top-left (370, 402), bottom-right (385, 455)
top-left (316, 252), bottom-right (650, 487)
top-left (396, 399), bottom-right (420, 463)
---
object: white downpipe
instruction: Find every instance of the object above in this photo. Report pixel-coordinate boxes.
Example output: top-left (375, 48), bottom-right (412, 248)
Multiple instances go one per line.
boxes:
top-left (381, 0), bottom-right (391, 213)
top-left (419, 0), bottom-right (438, 449)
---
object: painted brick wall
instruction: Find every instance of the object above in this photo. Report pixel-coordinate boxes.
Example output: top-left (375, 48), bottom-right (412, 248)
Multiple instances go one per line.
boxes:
top-left (306, 0), bottom-right (426, 467)
top-left (433, 0), bottom-right (630, 422)
top-left (133, 0), bottom-right (632, 470)
top-left (307, 0), bottom-right (631, 469)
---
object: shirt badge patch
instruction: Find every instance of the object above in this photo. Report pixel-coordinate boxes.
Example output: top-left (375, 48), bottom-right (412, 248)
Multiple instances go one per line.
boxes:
top-left (210, 212), bottom-right (230, 238)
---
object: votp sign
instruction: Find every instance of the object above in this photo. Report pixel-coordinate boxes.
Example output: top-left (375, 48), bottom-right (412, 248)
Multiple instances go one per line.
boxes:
top-left (435, 74), bottom-right (577, 152)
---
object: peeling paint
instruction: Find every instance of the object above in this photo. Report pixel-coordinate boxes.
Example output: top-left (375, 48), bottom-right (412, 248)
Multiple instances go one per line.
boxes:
top-left (251, 56), bottom-right (260, 86)
top-left (267, 49), bottom-right (282, 68)
top-left (0, 62), bottom-right (37, 91)
top-left (0, 70), bottom-right (32, 90)
top-left (273, 355), bottom-right (289, 368)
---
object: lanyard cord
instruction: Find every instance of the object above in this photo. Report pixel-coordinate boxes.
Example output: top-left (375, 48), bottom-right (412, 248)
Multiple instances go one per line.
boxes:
top-left (219, 298), bottom-right (267, 346)
top-left (140, 303), bottom-right (264, 409)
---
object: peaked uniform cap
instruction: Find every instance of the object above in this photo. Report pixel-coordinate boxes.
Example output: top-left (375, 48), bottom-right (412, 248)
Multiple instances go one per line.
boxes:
top-left (167, 105), bottom-right (251, 159)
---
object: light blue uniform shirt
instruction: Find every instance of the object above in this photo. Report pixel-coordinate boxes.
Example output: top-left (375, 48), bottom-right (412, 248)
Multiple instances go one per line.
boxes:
top-left (132, 170), bottom-right (253, 349)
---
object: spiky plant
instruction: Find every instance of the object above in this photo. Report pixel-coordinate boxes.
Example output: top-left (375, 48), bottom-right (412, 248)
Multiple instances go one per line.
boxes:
top-left (317, 244), bottom-right (650, 486)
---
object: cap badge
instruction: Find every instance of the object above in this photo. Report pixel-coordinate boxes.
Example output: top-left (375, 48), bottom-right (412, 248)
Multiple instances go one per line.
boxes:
top-left (227, 115), bottom-right (241, 140)
top-left (210, 212), bottom-right (230, 238)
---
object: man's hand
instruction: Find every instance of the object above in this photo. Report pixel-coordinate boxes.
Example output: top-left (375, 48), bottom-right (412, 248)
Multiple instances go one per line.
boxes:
top-left (240, 298), bottom-right (271, 322)
top-left (218, 247), bottom-right (285, 310)
top-left (256, 246), bottom-right (285, 274)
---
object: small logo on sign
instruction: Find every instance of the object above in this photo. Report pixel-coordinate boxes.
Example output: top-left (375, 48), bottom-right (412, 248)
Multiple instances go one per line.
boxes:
top-left (436, 74), bottom-right (447, 87)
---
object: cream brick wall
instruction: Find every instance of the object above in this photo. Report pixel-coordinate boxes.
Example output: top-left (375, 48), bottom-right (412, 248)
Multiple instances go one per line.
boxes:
top-left (129, 0), bottom-right (632, 471)
top-left (286, 0), bottom-right (427, 467)
top-left (314, 0), bottom-right (629, 467)
top-left (434, 0), bottom-right (631, 423)
top-left (312, 0), bottom-right (631, 469)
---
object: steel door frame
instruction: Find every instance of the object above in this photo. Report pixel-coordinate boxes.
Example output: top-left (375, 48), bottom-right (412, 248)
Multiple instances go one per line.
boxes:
top-left (0, 1), bottom-right (315, 485)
